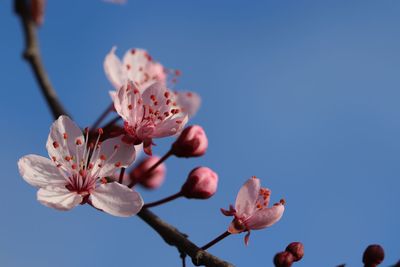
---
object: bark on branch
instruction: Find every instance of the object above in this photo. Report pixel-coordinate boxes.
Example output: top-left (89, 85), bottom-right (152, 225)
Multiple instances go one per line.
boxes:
top-left (15, 0), bottom-right (67, 119)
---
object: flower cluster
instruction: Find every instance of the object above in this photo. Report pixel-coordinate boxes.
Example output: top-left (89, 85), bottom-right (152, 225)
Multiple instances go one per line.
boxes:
top-left (18, 47), bottom-right (285, 253)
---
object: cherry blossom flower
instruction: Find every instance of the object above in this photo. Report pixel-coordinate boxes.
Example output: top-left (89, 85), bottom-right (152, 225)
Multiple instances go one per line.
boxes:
top-left (104, 47), bottom-right (200, 117)
top-left (221, 176), bottom-right (285, 245)
top-left (113, 80), bottom-right (188, 155)
top-left (18, 116), bottom-right (143, 217)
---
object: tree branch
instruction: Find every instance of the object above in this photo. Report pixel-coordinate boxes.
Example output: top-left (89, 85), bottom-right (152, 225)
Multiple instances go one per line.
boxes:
top-left (14, 0), bottom-right (68, 119)
top-left (138, 208), bottom-right (235, 267)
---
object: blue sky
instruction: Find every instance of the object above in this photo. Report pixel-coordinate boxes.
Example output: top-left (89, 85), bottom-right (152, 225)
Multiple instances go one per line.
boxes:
top-left (0, 1), bottom-right (399, 266)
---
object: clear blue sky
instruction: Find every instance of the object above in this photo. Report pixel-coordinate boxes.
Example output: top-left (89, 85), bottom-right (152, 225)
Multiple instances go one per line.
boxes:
top-left (1, 1), bottom-right (399, 266)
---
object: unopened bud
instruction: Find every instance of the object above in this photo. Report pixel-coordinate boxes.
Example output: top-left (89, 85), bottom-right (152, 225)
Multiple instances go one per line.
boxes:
top-left (285, 242), bottom-right (304, 262)
top-left (274, 251), bottom-right (294, 267)
top-left (363, 244), bottom-right (384, 267)
top-left (171, 125), bottom-right (208, 158)
top-left (130, 156), bottom-right (166, 189)
top-left (181, 167), bottom-right (218, 199)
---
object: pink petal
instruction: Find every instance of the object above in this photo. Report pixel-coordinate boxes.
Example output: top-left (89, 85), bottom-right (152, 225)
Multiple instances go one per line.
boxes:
top-left (152, 114), bottom-right (188, 138)
top-left (176, 91), bottom-right (201, 117)
top-left (104, 46), bottom-right (125, 89)
top-left (18, 154), bottom-right (66, 188)
top-left (37, 186), bottom-right (82, 211)
top-left (245, 203), bottom-right (285, 230)
top-left (90, 182), bottom-right (143, 217)
top-left (93, 135), bottom-right (136, 177)
top-left (113, 81), bottom-right (143, 122)
top-left (141, 82), bottom-right (169, 112)
top-left (122, 48), bottom-right (149, 89)
top-left (235, 177), bottom-right (261, 218)
top-left (46, 116), bottom-right (84, 170)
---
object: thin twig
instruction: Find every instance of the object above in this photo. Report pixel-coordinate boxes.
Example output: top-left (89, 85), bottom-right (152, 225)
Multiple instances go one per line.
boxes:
top-left (15, 0), bottom-right (68, 119)
top-left (138, 208), bottom-right (235, 267)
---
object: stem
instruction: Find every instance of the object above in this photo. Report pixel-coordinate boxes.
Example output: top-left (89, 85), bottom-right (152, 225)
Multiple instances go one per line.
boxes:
top-left (118, 167), bottom-right (125, 184)
top-left (102, 115), bottom-right (121, 129)
top-left (180, 253), bottom-right (187, 267)
top-left (15, 0), bottom-right (68, 119)
top-left (143, 192), bottom-right (183, 209)
top-left (138, 208), bottom-right (234, 267)
top-left (201, 231), bottom-right (231, 250)
top-left (92, 103), bottom-right (114, 130)
top-left (128, 149), bottom-right (173, 188)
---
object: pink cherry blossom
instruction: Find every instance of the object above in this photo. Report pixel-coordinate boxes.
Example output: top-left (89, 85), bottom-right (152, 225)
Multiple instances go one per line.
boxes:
top-left (18, 115), bottom-right (143, 217)
top-left (130, 156), bottom-right (166, 189)
top-left (113, 80), bottom-right (188, 155)
top-left (221, 176), bottom-right (285, 245)
top-left (104, 47), bottom-right (200, 117)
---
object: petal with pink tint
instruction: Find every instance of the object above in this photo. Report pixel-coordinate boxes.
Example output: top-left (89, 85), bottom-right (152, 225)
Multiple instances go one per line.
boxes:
top-left (90, 182), bottom-right (143, 217)
top-left (122, 48), bottom-right (149, 88)
top-left (246, 203), bottom-right (285, 230)
top-left (46, 115), bottom-right (84, 168)
top-left (104, 47), bottom-right (125, 89)
top-left (37, 186), bottom-right (82, 211)
top-left (94, 135), bottom-right (136, 177)
top-left (141, 82), bottom-right (170, 113)
top-left (235, 177), bottom-right (261, 218)
top-left (176, 91), bottom-right (201, 117)
top-left (114, 81), bottom-right (143, 122)
top-left (18, 154), bottom-right (66, 188)
top-left (152, 114), bottom-right (188, 138)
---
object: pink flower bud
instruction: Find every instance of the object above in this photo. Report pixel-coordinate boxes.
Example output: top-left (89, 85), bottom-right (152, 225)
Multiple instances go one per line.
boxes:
top-left (130, 156), bottom-right (166, 189)
top-left (285, 242), bottom-right (304, 262)
top-left (171, 125), bottom-right (208, 158)
top-left (274, 251), bottom-right (294, 267)
top-left (181, 167), bottom-right (218, 199)
top-left (363, 244), bottom-right (385, 267)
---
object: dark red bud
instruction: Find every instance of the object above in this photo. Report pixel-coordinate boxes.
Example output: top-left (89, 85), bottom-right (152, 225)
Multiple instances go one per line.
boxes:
top-left (285, 242), bottom-right (304, 262)
top-left (363, 244), bottom-right (384, 267)
top-left (274, 251), bottom-right (294, 267)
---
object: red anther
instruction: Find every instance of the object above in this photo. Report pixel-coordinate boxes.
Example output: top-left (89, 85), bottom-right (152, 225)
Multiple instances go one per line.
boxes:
top-left (280, 199), bottom-right (286, 205)
top-left (71, 164), bottom-right (77, 170)
top-left (64, 156), bottom-right (71, 161)
top-left (114, 162), bottom-right (121, 167)
top-left (154, 101), bottom-right (158, 106)
top-left (145, 53), bottom-right (152, 61)
top-left (133, 88), bottom-right (139, 94)
top-left (128, 104), bottom-right (133, 110)
top-left (114, 145), bottom-right (120, 150)
top-left (175, 70), bottom-right (181, 76)
top-left (101, 177), bottom-right (107, 184)
top-left (176, 120), bottom-right (183, 124)
top-left (79, 169), bottom-right (86, 177)
top-left (131, 49), bottom-right (136, 54)
top-left (164, 111), bottom-right (170, 117)
top-left (76, 139), bottom-right (82, 145)
top-left (52, 141), bottom-right (59, 148)
top-left (56, 164), bottom-right (62, 168)
top-left (164, 91), bottom-right (170, 98)
top-left (63, 133), bottom-right (68, 139)
top-left (139, 67), bottom-right (143, 72)
top-left (150, 95), bottom-right (156, 101)
top-left (166, 99), bottom-right (171, 105)
top-left (126, 64), bottom-right (131, 70)
top-left (88, 163), bottom-right (94, 169)
top-left (157, 116), bottom-right (163, 120)
top-left (51, 156), bottom-right (56, 162)
top-left (100, 154), bottom-right (106, 161)
top-left (98, 128), bottom-right (104, 135)
top-left (98, 164), bottom-right (103, 168)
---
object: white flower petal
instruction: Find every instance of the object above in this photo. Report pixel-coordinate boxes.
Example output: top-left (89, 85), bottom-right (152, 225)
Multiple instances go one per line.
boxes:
top-left (246, 203), bottom-right (285, 230)
top-left (235, 177), bottom-right (261, 218)
top-left (104, 46), bottom-right (126, 89)
top-left (91, 182), bottom-right (143, 217)
top-left (37, 186), bottom-right (82, 211)
top-left (176, 91), bottom-right (201, 118)
top-left (93, 135), bottom-right (136, 177)
top-left (122, 48), bottom-right (149, 88)
top-left (18, 154), bottom-right (66, 188)
top-left (46, 115), bottom-right (84, 170)
top-left (152, 113), bottom-right (188, 138)
top-left (114, 81), bottom-right (143, 123)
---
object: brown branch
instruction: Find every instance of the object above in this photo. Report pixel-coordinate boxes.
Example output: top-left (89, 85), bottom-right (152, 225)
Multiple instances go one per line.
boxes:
top-left (14, 0), bottom-right (68, 119)
top-left (14, 1), bottom-right (234, 266)
top-left (138, 208), bottom-right (235, 267)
